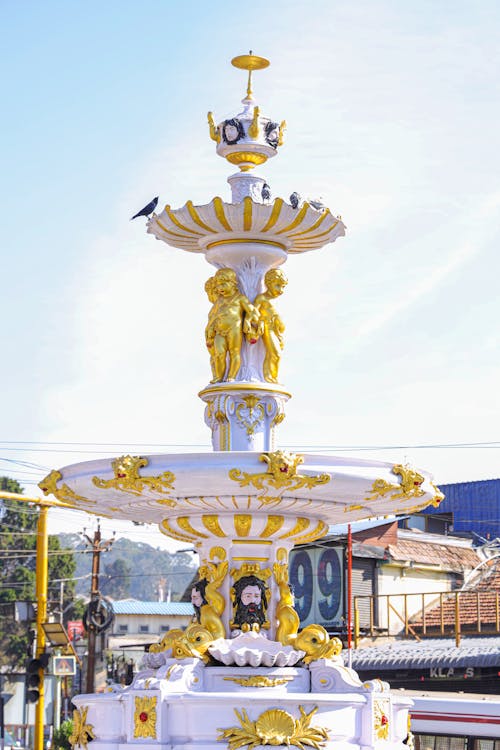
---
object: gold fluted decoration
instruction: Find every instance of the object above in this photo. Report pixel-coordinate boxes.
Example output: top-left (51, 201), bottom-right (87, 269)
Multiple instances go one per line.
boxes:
top-left (229, 450), bottom-right (331, 492)
top-left (69, 706), bottom-right (95, 750)
top-left (197, 555), bottom-right (229, 639)
top-left (92, 455), bottom-right (176, 503)
top-left (205, 268), bottom-right (260, 383)
top-left (133, 696), bottom-right (157, 739)
top-left (253, 268), bottom-right (287, 383)
top-left (39, 470), bottom-right (95, 507)
top-left (260, 515), bottom-right (285, 538)
top-left (294, 624), bottom-right (343, 664)
top-left (273, 561), bottom-right (300, 645)
top-left (224, 675), bottom-right (292, 687)
top-left (234, 514), bottom-right (252, 536)
top-left (207, 111), bottom-right (220, 143)
top-left (202, 514), bottom-right (226, 537)
top-left (149, 624), bottom-right (214, 662)
top-left (365, 464), bottom-right (425, 503)
top-left (218, 706), bottom-right (329, 750)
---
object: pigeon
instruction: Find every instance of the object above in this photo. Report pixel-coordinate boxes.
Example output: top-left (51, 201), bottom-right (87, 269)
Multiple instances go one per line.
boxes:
top-left (289, 192), bottom-right (301, 209)
top-left (261, 183), bottom-right (271, 201)
top-left (309, 197), bottom-right (327, 211)
top-left (130, 196), bottom-right (159, 220)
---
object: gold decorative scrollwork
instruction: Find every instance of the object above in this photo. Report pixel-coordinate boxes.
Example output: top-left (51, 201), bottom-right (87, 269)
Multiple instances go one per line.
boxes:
top-left (230, 562), bottom-right (272, 585)
top-left (365, 464), bottom-right (425, 503)
top-left (69, 706), bottom-right (95, 750)
top-left (218, 706), bottom-right (329, 750)
top-left (39, 471), bottom-right (95, 507)
top-left (92, 455), bottom-right (176, 502)
top-left (223, 676), bottom-right (292, 687)
top-left (207, 111), bottom-right (221, 143)
top-left (431, 482), bottom-right (445, 507)
top-left (229, 450), bottom-right (330, 492)
top-left (235, 396), bottom-right (265, 437)
top-left (133, 696), bottom-right (157, 739)
top-left (374, 699), bottom-right (390, 740)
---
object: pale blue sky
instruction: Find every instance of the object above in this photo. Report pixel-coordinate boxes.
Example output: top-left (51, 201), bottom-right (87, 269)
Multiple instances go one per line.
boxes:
top-left (1, 1), bottom-right (499, 544)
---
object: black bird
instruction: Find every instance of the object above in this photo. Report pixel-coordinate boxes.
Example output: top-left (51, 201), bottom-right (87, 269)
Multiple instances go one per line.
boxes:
top-left (130, 196), bottom-right (159, 220)
top-left (289, 192), bottom-right (301, 209)
top-left (261, 183), bottom-right (271, 201)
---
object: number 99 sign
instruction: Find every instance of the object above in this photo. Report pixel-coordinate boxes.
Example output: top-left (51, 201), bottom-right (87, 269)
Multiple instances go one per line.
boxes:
top-left (289, 546), bottom-right (343, 628)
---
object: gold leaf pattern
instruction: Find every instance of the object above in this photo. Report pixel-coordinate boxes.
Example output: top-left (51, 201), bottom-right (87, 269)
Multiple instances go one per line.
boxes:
top-left (218, 705), bottom-right (329, 750)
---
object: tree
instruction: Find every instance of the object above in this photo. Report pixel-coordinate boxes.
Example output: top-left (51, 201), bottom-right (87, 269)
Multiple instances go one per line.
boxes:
top-left (0, 476), bottom-right (77, 670)
top-left (101, 558), bottom-right (132, 599)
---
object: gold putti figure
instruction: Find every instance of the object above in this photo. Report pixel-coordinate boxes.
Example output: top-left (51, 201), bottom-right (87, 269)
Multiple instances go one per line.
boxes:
top-left (254, 268), bottom-right (287, 383)
top-left (205, 268), bottom-right (260, 383)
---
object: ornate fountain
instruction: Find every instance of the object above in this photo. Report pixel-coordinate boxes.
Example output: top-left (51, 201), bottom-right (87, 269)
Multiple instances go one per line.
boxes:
top-left (40, 54), bottom-right (442, 750)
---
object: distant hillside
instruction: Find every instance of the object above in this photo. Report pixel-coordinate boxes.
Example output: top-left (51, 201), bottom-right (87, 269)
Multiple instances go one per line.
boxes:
top-left (59, 534), bottom-right (197, 601)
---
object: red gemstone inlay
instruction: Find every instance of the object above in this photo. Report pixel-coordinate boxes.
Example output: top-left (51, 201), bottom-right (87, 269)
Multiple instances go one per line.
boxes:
top-left (139, 712), bottom-right (148, 723)
top-left (381, 715), bottom-right (388, 726)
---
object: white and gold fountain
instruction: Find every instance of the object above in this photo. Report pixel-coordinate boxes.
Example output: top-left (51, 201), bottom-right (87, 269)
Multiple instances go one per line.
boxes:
top-left (41, 54), bottom-right (442, 750)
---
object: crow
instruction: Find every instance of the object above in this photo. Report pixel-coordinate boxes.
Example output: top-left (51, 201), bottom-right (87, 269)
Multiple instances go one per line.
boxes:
top-left (261, 183), bottom-right (271, 201)
top-left (130, 196), bottom-right (159, 220)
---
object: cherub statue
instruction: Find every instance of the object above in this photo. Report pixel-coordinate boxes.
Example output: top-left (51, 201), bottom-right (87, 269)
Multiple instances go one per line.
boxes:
top-left (204, 276), bottom-right (218, 381)
top-left (253, 268), bottom-right (287, 383)
top-left (205, 268), bottom-right (260, 383)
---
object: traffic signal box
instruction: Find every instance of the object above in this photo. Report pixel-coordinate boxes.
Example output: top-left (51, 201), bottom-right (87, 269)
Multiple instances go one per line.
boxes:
top-left (26, 654), bottom-right (49, 703)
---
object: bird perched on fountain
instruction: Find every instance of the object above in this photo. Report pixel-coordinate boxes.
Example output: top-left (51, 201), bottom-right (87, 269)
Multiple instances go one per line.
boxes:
top-left (261, 183), bottom-right (271, 202)
top-left (289, 192), bottom-right (302, 209)
top-left (309, 197), bottom-right (327, 211)
top-left (130, 196), bottom-right (159, 220)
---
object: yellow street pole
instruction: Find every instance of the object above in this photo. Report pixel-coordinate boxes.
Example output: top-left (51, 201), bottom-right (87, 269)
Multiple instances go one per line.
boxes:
top-left (34, 505), bottom-right (48, 750)
top-left (0, 492), bottom-right (56, 750)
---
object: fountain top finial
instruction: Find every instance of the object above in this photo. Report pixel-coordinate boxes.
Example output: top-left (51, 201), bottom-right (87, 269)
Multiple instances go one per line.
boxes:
top-left (231, 51), bottom-right (270, 103)
top-left (206, 53), bottom-right (284, 174)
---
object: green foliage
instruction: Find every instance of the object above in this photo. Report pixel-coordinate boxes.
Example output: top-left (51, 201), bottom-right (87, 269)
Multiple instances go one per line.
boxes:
top-left (101, 557), bottom-right (132, 599)
top-left (62, 534), bottom-right (197, 601)
top-left (0, 476), bottom-right (77, 670)
top-left (52, 720), bottom-right (73, 750)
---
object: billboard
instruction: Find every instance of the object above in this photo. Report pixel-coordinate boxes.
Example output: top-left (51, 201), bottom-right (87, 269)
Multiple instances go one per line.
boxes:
top-left (289, 546), bottom-right (344, 628)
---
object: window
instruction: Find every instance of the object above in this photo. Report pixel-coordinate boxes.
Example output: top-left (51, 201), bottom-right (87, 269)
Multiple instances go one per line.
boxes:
top-left (139, 625), bottom-right (149, 633)
top-left (160, 625), bottom-right (170, 633)
top-left (119, 624), bottom-right (128, 633)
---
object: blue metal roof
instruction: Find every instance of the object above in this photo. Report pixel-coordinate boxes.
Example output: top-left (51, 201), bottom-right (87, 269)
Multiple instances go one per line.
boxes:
top-left (424, 478), bottom-right (500, 540)
top-left (349, 637), bottom-right (500, 670)
top-left (112, 600), bottom-right (194, 616)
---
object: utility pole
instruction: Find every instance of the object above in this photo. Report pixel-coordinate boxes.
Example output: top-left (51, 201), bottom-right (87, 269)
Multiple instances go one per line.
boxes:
top-left (83, 526), bottom-right (114, 693)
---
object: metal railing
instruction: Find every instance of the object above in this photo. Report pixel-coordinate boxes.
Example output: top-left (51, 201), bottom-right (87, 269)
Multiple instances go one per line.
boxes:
top-left (353, 590), bottom-right (500, 648)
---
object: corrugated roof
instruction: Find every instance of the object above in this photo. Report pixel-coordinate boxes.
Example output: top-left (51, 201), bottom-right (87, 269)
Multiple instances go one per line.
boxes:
top-left (387, 540), bottom-right (481, 571)
top-left (424, 478), bottom-right (500, 540)
top-left (349, 637), bottom-right (500, 670)
top-left (112, 600), bottom-right (194, 616)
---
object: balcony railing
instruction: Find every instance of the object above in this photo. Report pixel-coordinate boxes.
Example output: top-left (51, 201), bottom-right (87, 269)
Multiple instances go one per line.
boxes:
top-left (353, 590), bottom-right (500, 647)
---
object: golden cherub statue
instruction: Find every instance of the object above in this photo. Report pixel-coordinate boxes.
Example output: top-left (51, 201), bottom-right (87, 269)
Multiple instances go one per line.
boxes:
top-left (253, 268), bottom-right (287, 383)
top-left (205, 268), bottom-right (260, 383)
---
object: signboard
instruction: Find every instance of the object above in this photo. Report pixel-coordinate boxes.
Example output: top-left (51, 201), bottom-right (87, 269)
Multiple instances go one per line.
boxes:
top-left (289, 546), bottom-right (343, 628)
top-left (52, 656), bottom-right (76, 676)
top-left (67, 620), bottom-right (85, 641)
